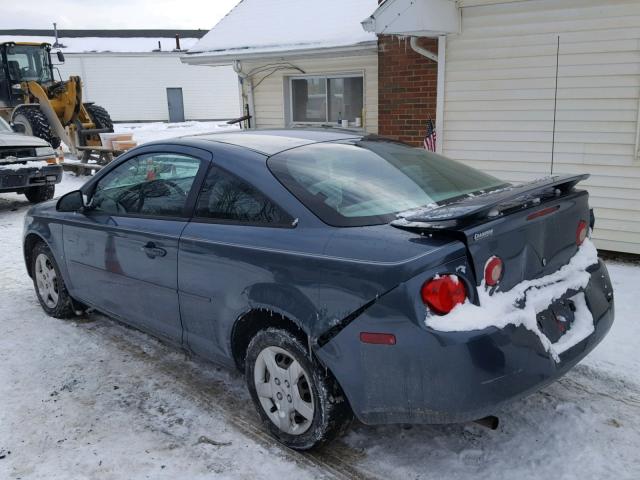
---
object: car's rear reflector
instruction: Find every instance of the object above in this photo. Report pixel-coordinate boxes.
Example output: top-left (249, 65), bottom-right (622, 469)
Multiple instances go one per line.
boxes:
top-left (421, 275), bottom-right (467, 315)
top-left (576, 220), bottom-right (588, 246)
top-left (484, 256), bottom-right (503, 287)
top-left (359, 332), bottom-right (396, 345)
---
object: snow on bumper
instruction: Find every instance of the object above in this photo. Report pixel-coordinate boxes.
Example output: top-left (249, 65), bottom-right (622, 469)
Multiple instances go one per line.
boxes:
top-left (426, 239), bottom-right (601, 362)
top-left (0, 162), bottom-right (63, 191)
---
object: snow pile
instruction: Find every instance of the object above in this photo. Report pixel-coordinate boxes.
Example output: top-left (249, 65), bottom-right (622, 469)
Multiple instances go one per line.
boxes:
top-left (113, 121), bottom-right (238, 145)
top-left (427, 239), bottom-right (600, 361)
top-left (188, 0), bottom-right (378, 56)
top-left (59, 121), bottom-right (239, 158)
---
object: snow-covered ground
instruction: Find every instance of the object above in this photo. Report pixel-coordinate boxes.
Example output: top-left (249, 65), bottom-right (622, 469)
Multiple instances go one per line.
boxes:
top-left (1, 122), bottom-right (639, 479)
top-left (113, 121), bottom-right (238, 145)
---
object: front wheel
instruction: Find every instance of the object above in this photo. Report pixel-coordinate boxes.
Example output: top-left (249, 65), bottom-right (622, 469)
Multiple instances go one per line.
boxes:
top-left (24, 185), bottom-right (55, 203)
top-left (245, 328), bottom-right (353, 450)
top-left (12, 107), bottom-right (61, 149)
top-left (31, 242), bottom-right (75, 319)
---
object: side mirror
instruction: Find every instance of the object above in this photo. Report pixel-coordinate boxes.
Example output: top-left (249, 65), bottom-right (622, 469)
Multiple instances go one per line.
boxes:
top-left (56, 51), bottom-right (65, 63)
top-left (10, 122), bottom-right (26, 134)
top-left (56, 190), bottom-right (85, 212)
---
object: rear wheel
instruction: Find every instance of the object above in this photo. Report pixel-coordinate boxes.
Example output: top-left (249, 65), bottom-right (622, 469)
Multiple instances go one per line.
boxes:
top-left (85, 104), bottom-right (113, 131)
top-left (12, 106), bottom-right (61, 149)
top-left (31, 242), bottom-right (75, 319)
top-left (245, 328), bottom-right (353, 450)
top-left (24, 185), bottom-right (55, 203)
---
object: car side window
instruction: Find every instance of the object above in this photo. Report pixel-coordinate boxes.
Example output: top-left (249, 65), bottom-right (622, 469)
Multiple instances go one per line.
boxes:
top-left (195, 166), bottom-right (292, 226)
top-left (90, 153), bottom-right (201, 217)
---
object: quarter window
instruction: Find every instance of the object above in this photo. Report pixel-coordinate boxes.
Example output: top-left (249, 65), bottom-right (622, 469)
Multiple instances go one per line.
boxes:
top-left (291, 75), bottom-right (364, 124)
top-left (90, 153), bottom-right (201, 217)
top-left (195, 167), bottom-right (292, 226)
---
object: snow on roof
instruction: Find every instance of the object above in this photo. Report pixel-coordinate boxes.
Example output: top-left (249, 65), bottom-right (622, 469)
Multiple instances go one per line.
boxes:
top-left (0, 36), bottom-right (200, 53)
top-left (187, 0), bottom-right (378, 58)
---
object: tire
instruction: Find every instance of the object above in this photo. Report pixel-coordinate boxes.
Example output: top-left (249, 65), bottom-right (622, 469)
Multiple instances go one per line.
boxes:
top-left (12, 107), bottom-right (61, 149)
top-left (85, 104), bottom-right (114, 131)
top-left (31, 242), bottom-right (75, 319)
top-left (245, 328), bottom-right (353, 450)
top-left (24, 185), bottom-right (55, 203)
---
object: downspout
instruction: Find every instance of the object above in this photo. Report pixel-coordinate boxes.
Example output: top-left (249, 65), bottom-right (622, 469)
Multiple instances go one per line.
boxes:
top-left (409, 36), bottom-right (438, 62)
top-left (410, 36), bottom-right (446, 154)
top-left (635, 92), bottom-right (640, 162)
top-left (436, 36), bottom-right (446, 154)
top-left (233, 60), bottom-right (255, 129)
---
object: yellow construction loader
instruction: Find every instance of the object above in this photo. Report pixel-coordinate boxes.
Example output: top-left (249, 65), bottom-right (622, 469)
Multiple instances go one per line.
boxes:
top-left (0, 42), bottom-right (113, 156)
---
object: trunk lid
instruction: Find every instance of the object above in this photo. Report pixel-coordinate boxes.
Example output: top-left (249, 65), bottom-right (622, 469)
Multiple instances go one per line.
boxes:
top-left (392, 174), bottom-right (591, 291)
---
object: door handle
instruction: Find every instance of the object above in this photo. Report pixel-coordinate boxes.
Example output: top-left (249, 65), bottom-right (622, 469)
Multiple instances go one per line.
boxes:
top-left (142, 242), bottom-right (167, 258)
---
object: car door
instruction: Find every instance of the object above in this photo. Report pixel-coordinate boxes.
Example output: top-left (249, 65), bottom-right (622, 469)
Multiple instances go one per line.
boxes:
top-left (63, 147), bottom-right (208, 343)
top-left (178, 164), bottom-right (297, 363)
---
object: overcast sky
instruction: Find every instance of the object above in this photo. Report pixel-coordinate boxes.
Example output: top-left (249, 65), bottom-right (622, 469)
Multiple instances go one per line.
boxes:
top-left (0, 0), bottom-right (239, 30)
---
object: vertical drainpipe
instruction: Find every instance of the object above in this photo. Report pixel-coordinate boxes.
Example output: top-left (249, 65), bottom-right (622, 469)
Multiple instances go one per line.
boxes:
top-left (635, 93), bottom-right (640, 161)
top-left (435, 35), bottom-right (446, 154)
top-left (233, 60), bottom-right (255, 129)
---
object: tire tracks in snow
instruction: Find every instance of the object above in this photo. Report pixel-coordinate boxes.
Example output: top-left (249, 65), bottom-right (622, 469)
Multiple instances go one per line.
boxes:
top-left (78, 316), bottom-right (380, 480)
top-left (557, 365), bottom-right (640, 409)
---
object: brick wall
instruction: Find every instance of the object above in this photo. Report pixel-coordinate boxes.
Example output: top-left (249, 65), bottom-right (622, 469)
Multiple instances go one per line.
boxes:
top-left (377, 35), bottom-right (438, 146)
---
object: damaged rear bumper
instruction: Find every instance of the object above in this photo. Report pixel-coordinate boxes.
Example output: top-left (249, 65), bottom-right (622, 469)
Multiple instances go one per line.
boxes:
top-left (315, 259), bottom-right (614, 425)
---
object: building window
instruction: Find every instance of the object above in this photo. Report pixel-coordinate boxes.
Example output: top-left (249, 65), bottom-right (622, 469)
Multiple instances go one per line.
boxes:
top-left (290, 75), bottom-right (364, 125)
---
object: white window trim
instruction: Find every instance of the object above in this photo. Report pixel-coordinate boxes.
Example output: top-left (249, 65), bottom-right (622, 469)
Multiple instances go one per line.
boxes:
top-left (287, 72), bottom-right (366, 129)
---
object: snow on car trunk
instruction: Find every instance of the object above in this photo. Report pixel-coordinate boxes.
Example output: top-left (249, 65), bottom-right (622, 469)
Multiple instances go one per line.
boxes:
top-left (427, 239), bottom-right (600, 361)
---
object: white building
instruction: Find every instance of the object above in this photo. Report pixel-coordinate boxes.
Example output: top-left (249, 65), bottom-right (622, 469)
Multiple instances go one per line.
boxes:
top-left (0, 29), bottom-right (241, 123)
top-left (182, 0), bottom-right (379, 133)
top-left (364, 0), bottom-right (640, 255)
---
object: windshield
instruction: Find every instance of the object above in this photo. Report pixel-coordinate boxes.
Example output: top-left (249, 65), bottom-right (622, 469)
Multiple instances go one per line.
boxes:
top-left (0, 117), bottom-right (10, 132)
top-left (5, 44), bottom-right (53, 83)
top-left (268, 138), bottom-right (509, 227)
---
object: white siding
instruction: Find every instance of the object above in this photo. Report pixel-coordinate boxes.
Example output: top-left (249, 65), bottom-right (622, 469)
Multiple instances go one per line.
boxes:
top-left (443, 0), bottom-right (640, 254)
top-left (58, 54), bottom-right (240, 122)
top-left (237, 53), bottom-right (378, 134)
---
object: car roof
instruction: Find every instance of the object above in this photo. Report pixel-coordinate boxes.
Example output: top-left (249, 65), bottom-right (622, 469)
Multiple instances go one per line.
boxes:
top-left (184, 128), bottom-right (362, 156)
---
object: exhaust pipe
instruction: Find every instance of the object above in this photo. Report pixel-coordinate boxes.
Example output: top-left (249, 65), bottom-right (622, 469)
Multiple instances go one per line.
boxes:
top-left (474, 416), bottom-right (499, 430)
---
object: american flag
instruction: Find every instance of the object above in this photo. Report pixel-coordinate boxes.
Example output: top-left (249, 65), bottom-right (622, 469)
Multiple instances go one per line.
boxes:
top-left (423, 119), bottom-right (437, 152)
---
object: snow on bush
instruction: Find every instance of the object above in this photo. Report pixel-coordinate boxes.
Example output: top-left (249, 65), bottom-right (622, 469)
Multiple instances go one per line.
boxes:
top-left (426, 239), bottom-right (600, 361)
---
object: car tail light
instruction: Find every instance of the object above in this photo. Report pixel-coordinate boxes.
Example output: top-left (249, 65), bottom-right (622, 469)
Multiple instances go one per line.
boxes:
top-left (484, 256), bottom-right (503, 287)
top-left (359, 332), bottom-right (396, 345)
top-left (576, 220), bottom-right (588, 246)
top-left (421, 275), bottom-right (467, 315)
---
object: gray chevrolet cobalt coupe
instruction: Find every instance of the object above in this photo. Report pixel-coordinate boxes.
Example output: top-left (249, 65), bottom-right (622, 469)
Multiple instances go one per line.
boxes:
top-left (23, 129), bottom-right (614, 449)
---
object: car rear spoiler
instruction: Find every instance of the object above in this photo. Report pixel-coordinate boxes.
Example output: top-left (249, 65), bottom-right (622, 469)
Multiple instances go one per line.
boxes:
top-left (392, 174), bottom-right (590, 232)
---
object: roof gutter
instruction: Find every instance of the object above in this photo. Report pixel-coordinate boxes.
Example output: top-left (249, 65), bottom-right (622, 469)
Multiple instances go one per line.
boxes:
top-left (181, 42), bottom-right (378, 66)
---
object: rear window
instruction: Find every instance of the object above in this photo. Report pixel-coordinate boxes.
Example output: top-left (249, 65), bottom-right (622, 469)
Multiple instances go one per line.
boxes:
top-left (267, 139), bottom-right (508, 227)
